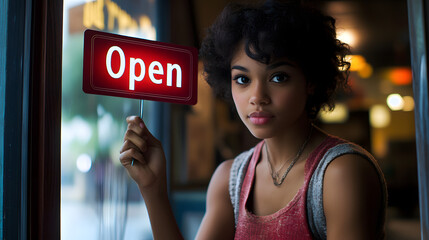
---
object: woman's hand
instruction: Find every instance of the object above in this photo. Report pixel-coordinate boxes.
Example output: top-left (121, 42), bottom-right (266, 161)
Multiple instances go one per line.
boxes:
top-left (119, 116), bottom-right (167, 195)
top-left (120, 116), bottom-right (184, 239)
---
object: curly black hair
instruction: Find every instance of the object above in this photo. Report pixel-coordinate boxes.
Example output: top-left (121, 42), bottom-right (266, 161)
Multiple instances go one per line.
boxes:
top-left (199, 0), bottom-right (350, 119)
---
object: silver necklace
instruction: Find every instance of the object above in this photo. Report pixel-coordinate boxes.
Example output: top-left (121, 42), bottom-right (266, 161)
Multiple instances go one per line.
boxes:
top-left (265, 125), bottom-right (313, 187)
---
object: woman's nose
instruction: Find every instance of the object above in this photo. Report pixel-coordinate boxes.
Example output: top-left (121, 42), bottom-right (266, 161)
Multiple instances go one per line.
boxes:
top-left (249, 82), bottom-right (270, 105)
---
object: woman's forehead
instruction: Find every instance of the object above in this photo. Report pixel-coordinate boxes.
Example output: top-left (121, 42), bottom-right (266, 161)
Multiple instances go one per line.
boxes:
top-left (231, 44), bottom-right (299, 70)
top-left (231, 40), bottom-right (299, 66)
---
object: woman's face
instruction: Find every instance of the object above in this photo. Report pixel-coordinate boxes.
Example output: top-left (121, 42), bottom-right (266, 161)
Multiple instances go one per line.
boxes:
top-left (230, 44), bottom-right (310, 139)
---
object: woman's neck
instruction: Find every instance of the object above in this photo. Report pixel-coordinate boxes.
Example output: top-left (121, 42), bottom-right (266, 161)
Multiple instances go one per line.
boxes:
top-left (263, 120), bottom-right (313, 168)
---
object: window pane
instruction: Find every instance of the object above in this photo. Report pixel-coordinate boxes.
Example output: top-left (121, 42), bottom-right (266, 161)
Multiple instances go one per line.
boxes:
top-left (61, 1), bottom-right (158, 239)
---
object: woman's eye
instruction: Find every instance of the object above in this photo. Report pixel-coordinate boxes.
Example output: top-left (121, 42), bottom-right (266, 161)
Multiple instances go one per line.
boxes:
top-left (234, 76), bottom-right (250, 85)
top-left (271, 74), bottom-right (289, 83)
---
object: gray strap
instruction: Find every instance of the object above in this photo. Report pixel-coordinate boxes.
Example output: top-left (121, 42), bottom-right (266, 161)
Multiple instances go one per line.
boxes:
top-left (229, 147), bottom-right (254, 226)
top-left (307, 143), bottom-right (387, 240)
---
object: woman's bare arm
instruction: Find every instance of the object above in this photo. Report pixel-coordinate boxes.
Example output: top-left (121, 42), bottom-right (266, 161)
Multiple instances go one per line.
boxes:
top-left (324, 154), bottom-right (383, 240)
top-left (195, 159), bottom-right (235, 240)
top-left (120, 116), bottom-right (235, 240)
top-left (120, 116), bottom-right (183, 240)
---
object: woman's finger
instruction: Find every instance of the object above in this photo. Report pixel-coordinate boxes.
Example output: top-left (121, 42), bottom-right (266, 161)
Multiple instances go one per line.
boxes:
top-left (126, 116), bottom-right (160, 146)
top-left (127, 121), bottom-right (144, 137)
top-left (120, 139), bottom-right (146, 154)
top-left (123, 129), bottom-right (147, 153)
top-left (119, 147), bottom-right (146, 167)
top-left (126, 116), bottom-right (143, 128)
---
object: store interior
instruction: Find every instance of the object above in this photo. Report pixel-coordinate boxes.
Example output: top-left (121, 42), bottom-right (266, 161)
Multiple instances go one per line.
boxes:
top-left (61, 0), bottom-right (421, 239)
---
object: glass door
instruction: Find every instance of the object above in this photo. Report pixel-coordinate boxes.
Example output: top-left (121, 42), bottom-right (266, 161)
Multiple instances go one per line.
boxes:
top-left (61, 1), bottom-right (160, 239)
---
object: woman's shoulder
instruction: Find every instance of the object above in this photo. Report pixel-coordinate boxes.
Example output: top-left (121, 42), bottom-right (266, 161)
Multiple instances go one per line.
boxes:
top-left (309, 132), bottom-right (386, 191)
top-left (317, 133), bottom-right (375, 160)
top-left (322, 152), bottom-right (386, 238)
top-left (316, 135), bottom-right (384, 186)
top-left (214, 159), bottom-right (234, 179)
top-left (324, 152), bottom-right (380, 183)
top-left (308, 135), bottom-right (387, 239)
top-left (321, 137), bottom-right (385, 196)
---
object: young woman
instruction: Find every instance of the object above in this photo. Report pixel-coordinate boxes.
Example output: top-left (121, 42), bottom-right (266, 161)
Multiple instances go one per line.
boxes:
top-left (119, 1), bottom-right (387, 239)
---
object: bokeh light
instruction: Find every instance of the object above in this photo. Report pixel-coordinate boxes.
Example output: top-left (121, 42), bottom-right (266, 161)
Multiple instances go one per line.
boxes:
top-left (402, 96), bottom-right (415, 112)
top-left (370, 104), bottom-right (391, 128)
top-left (320, 103), bottom-right (349, 123)
top-left (387, 93), bottom-right (405, 111)
top-left (76, 153), bottom-right (92, 173)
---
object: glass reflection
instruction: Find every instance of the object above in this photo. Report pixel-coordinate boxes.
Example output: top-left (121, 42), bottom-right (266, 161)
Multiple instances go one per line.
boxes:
top-left (61, 0), bottom-right (157, 239)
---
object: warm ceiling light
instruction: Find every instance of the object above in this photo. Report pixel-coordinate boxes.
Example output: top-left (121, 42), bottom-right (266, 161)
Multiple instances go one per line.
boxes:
top-left (402, 96), bottom-right (415, 111)
top-left (386, 93), bottom-right (404, 111)
top-left (388, 67), bottom-right (412, 85)
top-left (346, 55), bottom-right (373, 78)
top-left (319, 103), bottom-right (349, 123)
top-left (370, 104), bottom-right (391, 128)
top-left (349, 55), bottom-right (366, 71)
top-left (337, 29), bottom-right (358, 47)
top-left (358, 63), bottom-right (373, 79)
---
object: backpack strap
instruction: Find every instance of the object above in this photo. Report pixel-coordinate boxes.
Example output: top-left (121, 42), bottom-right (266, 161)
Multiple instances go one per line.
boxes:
top-left (229, 147), bottom-right (254, 226)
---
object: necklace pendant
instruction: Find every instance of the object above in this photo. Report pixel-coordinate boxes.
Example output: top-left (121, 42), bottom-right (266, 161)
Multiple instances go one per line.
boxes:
top-left (272, 173), bottom-right (283, 186)
top-left (273, 172), bottom-right (279, 180)
top-left (265, 125), bottom-right (313, 187)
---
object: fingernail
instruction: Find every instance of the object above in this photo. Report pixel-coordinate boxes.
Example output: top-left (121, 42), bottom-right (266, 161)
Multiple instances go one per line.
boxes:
top-left (139, 123), bottom-right (144, 128)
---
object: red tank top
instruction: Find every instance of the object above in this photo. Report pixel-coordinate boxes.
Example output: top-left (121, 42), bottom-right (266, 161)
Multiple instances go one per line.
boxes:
top-left (234, 136), bottom-right (343, 239)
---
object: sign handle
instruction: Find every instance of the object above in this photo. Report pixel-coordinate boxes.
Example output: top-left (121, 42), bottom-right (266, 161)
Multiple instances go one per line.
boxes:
top-left (131, 100), bottom-right (144, 167)
top-left (139, 99), bottom-right (144, 119)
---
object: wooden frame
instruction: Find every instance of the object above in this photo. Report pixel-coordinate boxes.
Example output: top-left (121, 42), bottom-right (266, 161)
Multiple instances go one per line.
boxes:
top-left (27, 1), bottom-right (63, 239)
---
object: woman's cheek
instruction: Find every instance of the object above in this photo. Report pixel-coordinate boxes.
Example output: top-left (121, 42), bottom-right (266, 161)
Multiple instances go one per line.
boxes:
top-left (277, 91), bottom-right (307, 113)
top-left (233, 95), bottom-right (247, 120)
top-left (234, 98), bottom-right (253, 126)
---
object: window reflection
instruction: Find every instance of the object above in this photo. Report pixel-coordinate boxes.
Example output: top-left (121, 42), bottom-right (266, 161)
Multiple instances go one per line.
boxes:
top-left (62, 0), bottom-right (157, 239)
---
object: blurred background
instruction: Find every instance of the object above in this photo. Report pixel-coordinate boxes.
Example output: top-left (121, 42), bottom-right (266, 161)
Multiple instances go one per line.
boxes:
top-left (60, 0), bottom-right (420, 239)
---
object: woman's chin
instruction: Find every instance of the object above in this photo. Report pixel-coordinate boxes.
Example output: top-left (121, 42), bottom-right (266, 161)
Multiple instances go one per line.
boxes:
top-left (247, 128), bottom-right (275, 140)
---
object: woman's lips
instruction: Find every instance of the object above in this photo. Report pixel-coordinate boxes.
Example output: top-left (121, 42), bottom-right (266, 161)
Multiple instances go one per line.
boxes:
top-left (248, 111), bottom-right (274, 125)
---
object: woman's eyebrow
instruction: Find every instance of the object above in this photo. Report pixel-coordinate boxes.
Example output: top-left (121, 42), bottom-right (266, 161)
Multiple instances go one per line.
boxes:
top-left (231, 65), bottom-right (249, 72)
top-left (267, 61), bottom-right (294, 70)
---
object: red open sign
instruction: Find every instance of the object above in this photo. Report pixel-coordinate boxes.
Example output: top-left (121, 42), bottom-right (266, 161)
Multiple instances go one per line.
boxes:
top-left (83, 29), bottom-right (198, 105)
